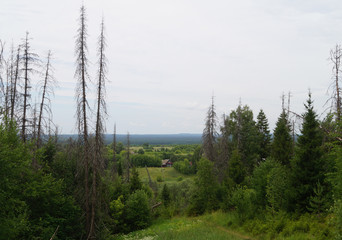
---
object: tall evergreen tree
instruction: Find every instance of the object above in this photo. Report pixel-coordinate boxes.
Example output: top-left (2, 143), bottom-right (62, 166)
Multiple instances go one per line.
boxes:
top-left (226, 104), bottom-right (260, 173)
top-left (291, 93), bottom-right (324, 211)
top-left (256, 109), bottom-right (271, 161)
top-left (271, 110), bottom-right (293, 165)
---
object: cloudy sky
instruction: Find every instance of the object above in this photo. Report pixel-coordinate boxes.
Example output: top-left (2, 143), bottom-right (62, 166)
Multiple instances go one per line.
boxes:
top-left (1, 0), bottom-right (342, 134)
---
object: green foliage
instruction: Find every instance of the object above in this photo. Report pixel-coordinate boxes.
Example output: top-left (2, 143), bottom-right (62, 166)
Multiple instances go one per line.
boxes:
top-left (266, 164), bottom-right (291, 212)
top-left (137, 148), bottom-right (144, 154)
top-left (130, 167), bottom-right (142, 193)
top-left (0, 121), bottom-right (30, 239)
top-left (124, 190), bottom-right (152, 232)
top-left (230, 187), bottom-right (257, 223)
top-left (156, 175), bottom-right (163, 182)
top-left (173, 159), bottom-right (195, 175)
top-left (251, 158), bottom-right (280, 208)
top-left (109, 195), bottom-right (125, 227)
top-left (227, 149), bottom-right (245, 185)
top-left (189, 158), bottom-right (219, 215)
top-left (23, 172), bottom-right (82, 239)
top-left (161, 184), bottom-right (171, 206)
top-left (291, 94), bottom-right (325, 211)
top-left (0, 121), bottom-right (82, 239)
top-left (271, 110), bottom-right (293, 165)
top-left (116, 142), bottom-right (124, 154)
top-left (256, 109), bottom-right (271, 161)
top-left (307, 181), bottom-right (328, 214)
top-left (131, 154), bottom-right (161, 167)
top-left (223, 105), bottom-right (261, 174)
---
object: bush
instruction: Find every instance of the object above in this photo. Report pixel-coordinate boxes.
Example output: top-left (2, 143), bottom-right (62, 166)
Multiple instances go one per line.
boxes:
top-left (173, 159), bottom-right (195, 175)
top-left (156, 175), bottom-right (163, 182)
top-left (131, 154), bottom-right (161, 167)
top-left (124, 190), bottom-right (151, 232)
top-left (230, 187), bottom-right (257, 223)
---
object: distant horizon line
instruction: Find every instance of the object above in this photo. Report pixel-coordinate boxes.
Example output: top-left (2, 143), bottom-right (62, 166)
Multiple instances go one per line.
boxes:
top-left (58, 133), bottom-right (203, 136)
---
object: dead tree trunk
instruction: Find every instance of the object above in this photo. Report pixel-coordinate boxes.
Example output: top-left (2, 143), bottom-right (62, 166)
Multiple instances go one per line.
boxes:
top-left (88, 18), bottom-right (107, 240)
top-left (37, 50), bottom-right (54, 148)
top-left (330, 45), bottom-right (342, 120)
top-left (21, 32), bottom-right (39, 142)
top-left (10, 46), bottom-right (20, 121)
top-left (75, 5), bottom-right (91, 236)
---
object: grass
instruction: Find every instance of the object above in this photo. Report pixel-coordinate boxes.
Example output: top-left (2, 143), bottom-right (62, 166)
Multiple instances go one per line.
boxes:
top-left (116, 212), bottom-right (250, 240)
top-left (137, 167), bottom-right (195, 185)
top-left (113, 209), bottom-right (335, 240)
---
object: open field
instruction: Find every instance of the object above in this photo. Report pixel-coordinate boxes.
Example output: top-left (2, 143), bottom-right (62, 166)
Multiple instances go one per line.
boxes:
top-left (137, 167), bottom-right (195, 185)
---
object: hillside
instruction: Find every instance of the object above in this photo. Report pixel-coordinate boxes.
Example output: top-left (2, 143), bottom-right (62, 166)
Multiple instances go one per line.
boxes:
top-left (116, 212), bottom-right (251, 240)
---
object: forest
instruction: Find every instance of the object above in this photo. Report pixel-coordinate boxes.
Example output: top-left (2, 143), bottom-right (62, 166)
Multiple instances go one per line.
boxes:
top-left (2, 5), bottom-right (342, 240)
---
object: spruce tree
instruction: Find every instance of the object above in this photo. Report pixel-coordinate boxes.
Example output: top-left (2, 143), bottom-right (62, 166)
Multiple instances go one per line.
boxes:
top-left (271, 110), bottom-right (293, 165)
top-left (130, 167), bottom-right (142, 193)
top-left (292, 93), bottom-right (324, 211)
top-left (256, 109), bottom-right (271, 161)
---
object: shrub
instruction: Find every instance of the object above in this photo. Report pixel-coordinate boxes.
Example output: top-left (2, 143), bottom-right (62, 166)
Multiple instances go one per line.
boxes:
top-left (156, 175), bottom-right (163, 182)
top-left (230, 187), bottom-right (257, 223)
top-left (124, 190), bottom-right (151, 232)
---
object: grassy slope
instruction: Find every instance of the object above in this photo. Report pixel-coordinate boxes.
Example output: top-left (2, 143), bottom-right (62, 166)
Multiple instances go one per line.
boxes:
top-left (117, 212), bottom-right (251, 240)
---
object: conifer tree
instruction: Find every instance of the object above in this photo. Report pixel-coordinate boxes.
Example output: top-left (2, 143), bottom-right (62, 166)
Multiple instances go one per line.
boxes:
top-left (202, 96), bottom-right (217, 163)
top-left (292, 93), bottom-right (324, 211)
top-left (227, 149), bottom-right (245, 185)
top-left (227, 104), bottom-right (260, 173)
top-left (130, 167), bottom-right (142, 193)
top-left (256, 109), bottom-right (271, 161)
top-left (271, 110), bottom-right (293, 165)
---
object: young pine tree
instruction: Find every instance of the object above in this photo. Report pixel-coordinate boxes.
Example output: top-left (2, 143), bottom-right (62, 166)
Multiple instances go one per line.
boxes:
top-left (291, 93), bottom-right (325, 211)
top-left (271, 110), bottom-right (293, 165)
top-left (256, 109), bottom-right (271, 161)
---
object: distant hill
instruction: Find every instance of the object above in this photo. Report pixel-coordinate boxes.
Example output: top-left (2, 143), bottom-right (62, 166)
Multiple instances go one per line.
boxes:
top-left (58, 133), bottom-right (202, 145)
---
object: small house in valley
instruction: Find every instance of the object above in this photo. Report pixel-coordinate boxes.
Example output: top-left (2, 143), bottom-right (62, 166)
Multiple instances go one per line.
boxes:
top-left (161, 159), bottom-right (172, 167)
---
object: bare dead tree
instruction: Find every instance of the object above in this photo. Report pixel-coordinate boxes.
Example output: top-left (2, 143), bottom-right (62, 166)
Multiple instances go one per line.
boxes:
top-left (0, 40), bottom-right (5, 114)
top-left (37, 50), bottom-right (56, 148)
top-left (21, 32), bottom-right (39, 142)
top-left (88, 18), bottom-right (107, 240)
top-left (75, 5), bottom-right (91, 235)
top-left (10, 46), bottom-right (21, 121)
top-left (202, 95), bottom-right (218, 162)
top-left (329, 45), bottom-right (342, 120)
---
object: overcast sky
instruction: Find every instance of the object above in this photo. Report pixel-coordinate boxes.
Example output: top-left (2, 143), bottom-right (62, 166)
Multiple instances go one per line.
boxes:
top-left (1, 0), bottom-right (342, 134)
